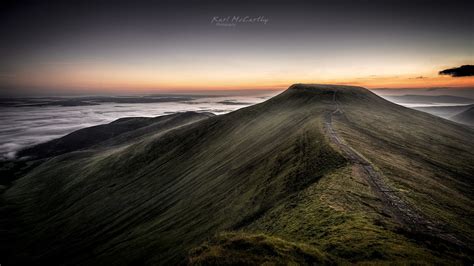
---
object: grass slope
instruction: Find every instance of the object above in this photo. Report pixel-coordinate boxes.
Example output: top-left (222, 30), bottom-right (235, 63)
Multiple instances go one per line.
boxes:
top-left (0, 112), bottom-right (212, 186)
top-left (18, 111), bottom-right (214, 159)
top-left (333, 90), bottom-right (474, 243)
top-left (188, 232), bottom-right (332, 265)
top-left (2, 84), bottom-right (473, 265)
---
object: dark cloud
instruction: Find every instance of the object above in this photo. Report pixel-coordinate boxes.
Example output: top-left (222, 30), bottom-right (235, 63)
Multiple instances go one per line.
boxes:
top-left (439, 65), bottom-right (474, 77)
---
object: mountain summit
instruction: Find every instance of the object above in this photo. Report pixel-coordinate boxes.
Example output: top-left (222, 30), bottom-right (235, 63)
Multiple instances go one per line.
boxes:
top-left (273, 83), bottom-right (380, 102)
top-left (1, 84), bottom-right (473, 264)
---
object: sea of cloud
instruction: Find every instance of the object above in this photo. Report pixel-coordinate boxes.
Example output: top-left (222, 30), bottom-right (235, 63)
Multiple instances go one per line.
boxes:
top-left (0, 93), bottom-right (276, 160)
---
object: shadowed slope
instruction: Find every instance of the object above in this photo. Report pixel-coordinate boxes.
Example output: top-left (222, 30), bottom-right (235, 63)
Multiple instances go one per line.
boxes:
top-left (2, 84), bottom-right (473, 265)
top-left (3, 86), bottom-right (346, 265)
top-left (17, 111), bottom-right (214, 159)
top-left (0, 112), bottom-right (213, 186)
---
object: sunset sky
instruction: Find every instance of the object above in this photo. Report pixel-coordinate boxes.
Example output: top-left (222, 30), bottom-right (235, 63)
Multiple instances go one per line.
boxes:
top-left (0, 0), bottom-right (473, 94)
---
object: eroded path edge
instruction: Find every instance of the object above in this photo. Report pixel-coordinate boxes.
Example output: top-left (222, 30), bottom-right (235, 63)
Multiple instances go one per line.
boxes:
top-left (323, 91), bottom-right (465, 248)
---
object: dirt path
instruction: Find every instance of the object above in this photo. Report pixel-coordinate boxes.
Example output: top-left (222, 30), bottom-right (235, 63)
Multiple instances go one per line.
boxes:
top-left (323, 91), bottom-right (465, 248)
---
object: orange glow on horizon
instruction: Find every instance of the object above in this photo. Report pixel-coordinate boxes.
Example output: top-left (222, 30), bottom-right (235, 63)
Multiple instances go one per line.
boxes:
top-left (2, 62), bottom-right (473, 92)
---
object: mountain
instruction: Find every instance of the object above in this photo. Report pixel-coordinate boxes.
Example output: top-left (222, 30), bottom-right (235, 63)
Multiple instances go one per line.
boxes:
top-left (372, 88), bottom-right (474, 100)
top-left (17, 111), bottom-right (214, 160)
top-left (1, 84), bottom-right (473, 265)
top-left (0, 96), bottom-right (197, 107)
top-left (0, 112), bottom-right (213, 186)
top-left (413, 104), bottom-right (473, 119)
top-left (451, 107), bottom-right (474, 126)
top-left (384, 94), bottom-right (474, 104)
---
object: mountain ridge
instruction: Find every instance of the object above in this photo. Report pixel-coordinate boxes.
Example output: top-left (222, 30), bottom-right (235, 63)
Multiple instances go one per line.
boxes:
top-left (1, 84), bottom-right (473, 265)
top-left (17, 111), bottom-right (214, 159)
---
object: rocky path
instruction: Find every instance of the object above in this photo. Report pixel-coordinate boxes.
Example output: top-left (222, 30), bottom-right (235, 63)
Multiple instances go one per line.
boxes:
top-left (323, 91), bottom-right (465, 248)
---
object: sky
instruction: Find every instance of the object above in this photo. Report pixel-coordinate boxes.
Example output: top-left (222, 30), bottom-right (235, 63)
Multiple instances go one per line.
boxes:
top-left (0, 0), bottom-right (473, 95)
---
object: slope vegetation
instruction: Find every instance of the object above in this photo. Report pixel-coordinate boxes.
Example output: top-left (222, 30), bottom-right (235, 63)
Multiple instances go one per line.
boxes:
top-left (0, 112), bottom-right (213, 186)
top-left (18, 111), bottom-right (214, 159)
top-left (2, 84), bottom-right (473, 265)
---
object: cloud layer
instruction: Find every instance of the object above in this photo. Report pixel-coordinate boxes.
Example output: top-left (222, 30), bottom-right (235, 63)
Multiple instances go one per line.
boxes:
top-left (0, 93), bottom-right (276, 160)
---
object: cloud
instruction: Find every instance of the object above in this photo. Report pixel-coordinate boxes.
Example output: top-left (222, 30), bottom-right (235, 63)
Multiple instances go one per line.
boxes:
top-left (409, 76), bottom-right (427, 80)
top-left (0, 93), bottom-right (270, 160)
top-left (439, 65), bottom-right (474, 77)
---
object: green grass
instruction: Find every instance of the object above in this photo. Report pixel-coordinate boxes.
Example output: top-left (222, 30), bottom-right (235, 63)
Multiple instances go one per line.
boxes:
top-left (2, 84), bottom-right (473, 265)
top-left (243, 165), bottom-right (457, 264)
top-left (188, 232), bottom-right (332, 265)
top-left (333, 97), bottom-right (474, 247)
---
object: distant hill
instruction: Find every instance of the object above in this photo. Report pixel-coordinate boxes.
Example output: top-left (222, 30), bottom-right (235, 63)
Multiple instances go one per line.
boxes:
top-left (0, 95), bottom-right (197, 107)
top-left (17, 111), bottom-right (214, 159)
top-left (413, 104), bottom-right (473, 119)
top-left (451, 107), bottom-right (474, 126)
top-left (372, 88), bottom-right (474, 100)
top-left (385, 94), bottom-right (474, 104)
top-left (1, 84), bottom-right (473, 265)
top-left (0, 112), bottom-right (213, 186)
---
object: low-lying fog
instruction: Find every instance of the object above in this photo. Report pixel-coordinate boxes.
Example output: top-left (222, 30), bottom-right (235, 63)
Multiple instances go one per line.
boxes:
top-left (0, 92), bottom-right (277, 160)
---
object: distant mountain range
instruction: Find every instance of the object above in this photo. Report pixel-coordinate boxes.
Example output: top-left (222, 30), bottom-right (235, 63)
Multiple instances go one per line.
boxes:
top-left (17, 112), bottom-right (214, 159)
top-left (1, 84), bottom-right (473, 264)
top-left (413, 104), bottom-right (474, 119)
top-left (451, 107), bottom-right (474, 126)
top-left (0, 96), bottom-right (198, 107)
top-left (384, 94), bottom-right (474, 104)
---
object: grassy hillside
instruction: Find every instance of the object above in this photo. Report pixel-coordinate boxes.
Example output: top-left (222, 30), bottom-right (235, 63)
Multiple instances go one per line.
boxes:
top-left (2, 84), bottom-right (473, 265)
top-left (0, 112), bottom-right (213, 186)
top-left (188, 232), bottom-right (333, 265)
top-left (333, 91), bottom-right (473, 239)
top-left (18, 111), bottom-right (214, 159)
